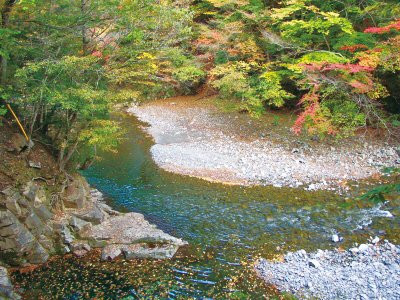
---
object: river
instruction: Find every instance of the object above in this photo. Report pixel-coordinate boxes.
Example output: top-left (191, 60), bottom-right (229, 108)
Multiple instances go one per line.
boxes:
top-left (13, 112), bottom-right (399, 299)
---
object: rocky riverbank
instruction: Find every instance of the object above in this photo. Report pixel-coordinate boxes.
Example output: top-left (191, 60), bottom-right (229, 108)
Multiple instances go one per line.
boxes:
top-left (0, 124), bottom-right (187, 299)
top-left (128, 96), bottom-right (399, 191)
top-left (255, 240), bottom-right (400, 299)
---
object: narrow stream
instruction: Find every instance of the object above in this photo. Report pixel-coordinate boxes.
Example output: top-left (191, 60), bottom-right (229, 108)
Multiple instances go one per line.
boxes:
top-left (13, 113), bottom-right (399, 299)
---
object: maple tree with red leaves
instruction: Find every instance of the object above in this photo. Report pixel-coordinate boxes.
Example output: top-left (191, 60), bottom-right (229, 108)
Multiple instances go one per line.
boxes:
top-left (364, 20), bottom-right (400, 34)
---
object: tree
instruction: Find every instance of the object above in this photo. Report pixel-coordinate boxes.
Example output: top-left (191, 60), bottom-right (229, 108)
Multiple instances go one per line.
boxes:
top-left (1, 0), bottom-right (194, 170)
top-left (0, 0), bottom-right (17, 84)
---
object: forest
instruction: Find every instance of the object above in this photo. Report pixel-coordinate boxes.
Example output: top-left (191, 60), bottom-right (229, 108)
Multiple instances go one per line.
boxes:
top-left (1, 0), bottom-right (400, 169)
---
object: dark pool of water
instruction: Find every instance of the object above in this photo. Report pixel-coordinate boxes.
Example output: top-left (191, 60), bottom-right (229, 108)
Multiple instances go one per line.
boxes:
top-left (12, 113), bottom-right (399, 299)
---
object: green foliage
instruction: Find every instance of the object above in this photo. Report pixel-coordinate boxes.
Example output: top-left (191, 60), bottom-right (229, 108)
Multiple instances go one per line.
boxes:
top-left (79, 120), bottom-right (125, 155)
top-left (16, 55), bottom-right (107, 119)
top-left (172, 65), bottom-right (206, 94)
top-left (271, 0), bottom-right (355, 48)
top-left (258, 71), bottom-right (294, 107)
top-left (211, 62), bottom-right (251, 99)
top-left (320, 87), bottom-right (366, 137)
top-left (332, 32), bottom-right (376, 51)
top-left (211, 62), bottom-right (294, 115)
top-left (1, 0), bottom-right (399, 155)
top-left (272, 115), bottom-right (280, 126)
top-left (297, 52), bottom-right (348, 64)
top-left (360, 168), bottom-right (400, 203)
top-left (0, 105), bottom-right (7, 119)
top-left (0, 28), bottom-right (18, 60)
top-left (196, 0), bottom-right (400, 136)
top-left (166, 48), bottom-right (191, 68)
top-left (215, 50), bottom-right (230, 64)
top-left (0, 0), bottom-right (195, 169)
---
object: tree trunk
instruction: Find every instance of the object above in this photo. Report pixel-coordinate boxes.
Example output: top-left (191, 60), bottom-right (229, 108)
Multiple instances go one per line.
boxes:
top-left (81, 0), bottom-right (88, 55)
top-left (59, 140), bottom-right (79, 171)
top-left (0, 0), bottom-right (17, 85)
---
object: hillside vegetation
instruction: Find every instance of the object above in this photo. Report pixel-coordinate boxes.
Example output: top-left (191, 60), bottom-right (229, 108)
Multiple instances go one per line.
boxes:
top-left (1, 0), bottom-right (400, 171)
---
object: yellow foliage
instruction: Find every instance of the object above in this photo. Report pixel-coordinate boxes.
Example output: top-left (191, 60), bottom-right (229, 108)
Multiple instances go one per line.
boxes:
top-left (207, 0), bottom-right (249, 8)
top-left (233, 38), bottom-right (264, 62)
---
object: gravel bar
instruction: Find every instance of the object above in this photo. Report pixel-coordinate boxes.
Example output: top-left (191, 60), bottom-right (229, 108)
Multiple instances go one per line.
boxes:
top-left (255, 240), bottom-right (400, 300)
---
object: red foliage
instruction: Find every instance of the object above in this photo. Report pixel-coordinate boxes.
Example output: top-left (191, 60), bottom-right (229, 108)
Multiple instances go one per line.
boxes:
top-left (292, 92), bottom-right (319, 135)
top-left (364, 20), bottom-right (400, 34)
top-left (349, 80), bottom-right (371, 93)
top-left (302, 63), bottom-right (374, 73)
top-left (91, 50), bottom-right (103, 58)
top-left (340, 44), bottom-right (368, 52)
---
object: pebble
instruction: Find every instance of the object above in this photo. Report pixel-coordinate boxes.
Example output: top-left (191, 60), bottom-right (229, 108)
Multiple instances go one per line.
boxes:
top-left (350, 247), bottom-right (359, 254)
top-left (371, 236), bottom-right (380, 244)
top-left (308, 259), bottom-right (321, 268)
top-left (331, 234), bottom-right (340, 243)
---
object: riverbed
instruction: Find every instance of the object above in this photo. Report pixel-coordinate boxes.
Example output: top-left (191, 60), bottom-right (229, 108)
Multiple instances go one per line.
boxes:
top-left (12, 111), bottom-right (399, 299)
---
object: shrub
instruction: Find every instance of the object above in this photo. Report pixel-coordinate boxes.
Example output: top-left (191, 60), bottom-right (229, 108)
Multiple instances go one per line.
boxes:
top-left (210, 62), bottom-right (250, 99)
top-left (172, 65), bottom-right (206, 94)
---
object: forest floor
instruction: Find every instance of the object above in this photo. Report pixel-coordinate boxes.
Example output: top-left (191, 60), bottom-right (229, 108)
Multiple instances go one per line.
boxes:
top-left (128, 94), bottom-right (399, 192)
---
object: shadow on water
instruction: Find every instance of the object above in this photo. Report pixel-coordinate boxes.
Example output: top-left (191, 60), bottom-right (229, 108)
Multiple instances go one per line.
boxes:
top-left (12, 112), bottom-right (399, 299)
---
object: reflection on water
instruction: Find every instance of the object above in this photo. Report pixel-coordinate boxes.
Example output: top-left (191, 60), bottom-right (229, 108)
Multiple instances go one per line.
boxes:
top-left (12, 113), bottom-right (399, 299)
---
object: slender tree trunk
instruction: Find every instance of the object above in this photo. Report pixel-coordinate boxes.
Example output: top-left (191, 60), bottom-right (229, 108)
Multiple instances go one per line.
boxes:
top-left (1, 58), bottom-right (7, 85)
top-left (0, 0), bottom-right (17, 85)
top-left (58, 144), bottom-right (65, 170)
top-left (29, 104), bottom-right (39, 137)
top-left (59, 139), bottom-right (79, 171)
top-left (81, 0), bottom-right (88, 55)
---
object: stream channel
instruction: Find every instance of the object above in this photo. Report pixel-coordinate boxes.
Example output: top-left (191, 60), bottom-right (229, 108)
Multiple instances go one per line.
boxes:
top-left (13, 112), bottom-right (399, 299)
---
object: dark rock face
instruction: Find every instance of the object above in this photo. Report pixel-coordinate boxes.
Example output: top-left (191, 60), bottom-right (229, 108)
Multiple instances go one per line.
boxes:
top-left (0, 186), bottom-right (52, 266)
top-left (0, 176), bottom-right (93, 266)
top-left (1, 177), bottom-right (187, 267)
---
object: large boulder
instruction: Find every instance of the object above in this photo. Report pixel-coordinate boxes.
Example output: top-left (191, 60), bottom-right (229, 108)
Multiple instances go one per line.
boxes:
top-left (1, 188), bottom-right (23, 217)
top-left (0, 211), bottom-right (35, 251)
top-left (33, 205), bottom-right (53, 222)
top-left (82, 212), bottom-right (187, 261)
top-left (62, 176), bottom-right (90, 209)
top-left (53, 223), bottom-right (75, 245)
top-left (81, 212), bottom-right (186, 246)
top-left (101, 244), bottom-right (122, 261)
top-left (70, 241), bottom-right (91, 258)
top-left (69, 216), bottom-right (92, 235)
top-left (73, 204), bottom-right (108, 225)
top-left (0, 210), bottom-right (52, 266)
top-left (1, 185), bottom-right (56, 266)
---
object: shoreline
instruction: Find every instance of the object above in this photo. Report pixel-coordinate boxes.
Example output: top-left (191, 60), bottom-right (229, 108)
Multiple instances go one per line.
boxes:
top-left (127, 96), bottom-right (399, 192)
